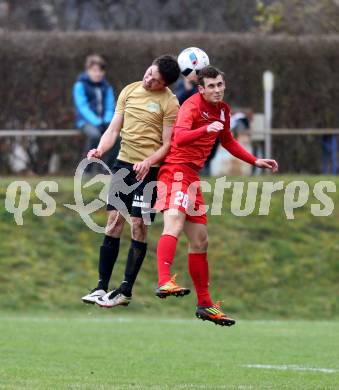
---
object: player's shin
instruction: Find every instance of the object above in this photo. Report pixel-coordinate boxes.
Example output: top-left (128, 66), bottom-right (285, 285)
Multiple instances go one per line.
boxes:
top-left (98, 236), bottom-right (120, 291)
top-left (188, 252), bottom-right (213, 307)
top-left (157, 234), bottom-right (178, 286)
top-left (120, 239), bottom-right (147, 297)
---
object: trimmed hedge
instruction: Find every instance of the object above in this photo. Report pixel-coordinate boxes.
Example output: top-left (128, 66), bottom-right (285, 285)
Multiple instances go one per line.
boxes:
top-left (1, 31), bottom-right (339, 173)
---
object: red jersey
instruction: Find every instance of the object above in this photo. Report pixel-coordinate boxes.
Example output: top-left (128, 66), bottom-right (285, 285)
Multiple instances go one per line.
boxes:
top-left (164, 92), bottom-right (257, 170)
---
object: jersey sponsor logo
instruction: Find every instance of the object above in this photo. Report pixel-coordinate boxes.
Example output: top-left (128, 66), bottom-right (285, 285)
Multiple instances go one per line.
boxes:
top-left (147, 101), bottom-right (160, 113)
top-left (201, 111), bottom-right (209, 120)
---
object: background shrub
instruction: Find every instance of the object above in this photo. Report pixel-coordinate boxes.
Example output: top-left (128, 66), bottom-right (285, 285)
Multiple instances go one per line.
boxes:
top-left (1, 32), bottom-right (338, 173)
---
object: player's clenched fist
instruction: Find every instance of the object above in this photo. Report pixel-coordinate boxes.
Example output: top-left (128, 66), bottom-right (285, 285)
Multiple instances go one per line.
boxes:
top-left (87, 148), bottom-right (103, 160)
top-left (207, 121), bottom-right (224, 133)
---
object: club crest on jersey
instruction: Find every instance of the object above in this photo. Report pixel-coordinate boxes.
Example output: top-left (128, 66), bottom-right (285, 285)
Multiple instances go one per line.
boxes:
top-left (220, 109), bottom-right (225, 121)
top-left (147, 102), bottom-right (160, 113)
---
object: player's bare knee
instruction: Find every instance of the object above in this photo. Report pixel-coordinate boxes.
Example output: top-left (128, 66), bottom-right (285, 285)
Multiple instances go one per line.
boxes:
top-left (163, 215), bottom-right (184, 237)
top-left (190, 235), bottom-right (208, 252)
top-left (105, 212), bottom-right (125, 237)
top-left (131, 217), bottom-right (147, 242)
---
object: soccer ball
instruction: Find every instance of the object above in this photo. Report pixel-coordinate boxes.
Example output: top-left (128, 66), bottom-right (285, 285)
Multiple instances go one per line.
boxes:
top-left (177, 47), bottom-right (210, 77)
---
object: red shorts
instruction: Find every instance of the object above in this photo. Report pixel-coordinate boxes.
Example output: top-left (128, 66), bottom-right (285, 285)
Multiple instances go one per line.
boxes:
top-left (154, 163), bottom-right (207, 224)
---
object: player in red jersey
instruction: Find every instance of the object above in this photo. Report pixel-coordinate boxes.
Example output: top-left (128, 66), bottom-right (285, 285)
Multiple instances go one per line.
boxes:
top-left (154, 66), bottom-right (278, 326)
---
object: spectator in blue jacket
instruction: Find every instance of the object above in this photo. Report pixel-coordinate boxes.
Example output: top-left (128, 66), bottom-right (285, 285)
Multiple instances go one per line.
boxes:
top-left (73, 54), bottom-right (117, 169)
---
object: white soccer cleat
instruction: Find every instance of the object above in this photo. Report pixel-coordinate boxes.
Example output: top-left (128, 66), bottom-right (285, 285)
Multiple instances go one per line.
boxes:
top-left (81, 288), bottom-right (106, 305)
top-left (95, 290), bottom-right (131, 308)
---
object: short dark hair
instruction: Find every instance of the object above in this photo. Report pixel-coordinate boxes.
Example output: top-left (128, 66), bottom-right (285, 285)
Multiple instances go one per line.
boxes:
top-left (85, 54), bottom-right (106, 70)
top-left (198, 66), bottom-right (225, 87)
top-left (153, 55), bottom-right (180, 86)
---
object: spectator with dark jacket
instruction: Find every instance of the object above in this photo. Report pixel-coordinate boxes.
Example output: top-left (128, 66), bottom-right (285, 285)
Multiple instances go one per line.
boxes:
top-left (174, 76), bottom-right (198, 105)
top-left (73, 54), bottom-right (117, 169)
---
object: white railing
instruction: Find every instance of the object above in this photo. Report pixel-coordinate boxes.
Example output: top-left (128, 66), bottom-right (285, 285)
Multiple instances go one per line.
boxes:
top-left (0, 129), bottom-right (81, 137)
top-left (1, 128), bottom-right (339, 137)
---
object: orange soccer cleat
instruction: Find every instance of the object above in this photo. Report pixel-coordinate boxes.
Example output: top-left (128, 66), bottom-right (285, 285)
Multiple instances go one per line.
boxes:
top-left (155, 274), bottom-right (190, 299)
top-left (195, 301), bottom-right (236, 327)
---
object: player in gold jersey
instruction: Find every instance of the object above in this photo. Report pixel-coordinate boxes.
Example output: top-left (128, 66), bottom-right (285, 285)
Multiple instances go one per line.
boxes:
top-left (81, 55), bottom-right (180, 308)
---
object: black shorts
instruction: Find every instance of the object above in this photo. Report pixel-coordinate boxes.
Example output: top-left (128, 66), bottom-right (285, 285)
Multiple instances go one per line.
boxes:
top-left (107, 159), bottom-right (159, 222)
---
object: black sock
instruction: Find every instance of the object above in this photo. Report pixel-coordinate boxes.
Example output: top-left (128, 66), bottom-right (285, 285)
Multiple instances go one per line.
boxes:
top-left (97, 235), bottom-right (120, 291)
top-left (120, 239), bottom-right (147, 297)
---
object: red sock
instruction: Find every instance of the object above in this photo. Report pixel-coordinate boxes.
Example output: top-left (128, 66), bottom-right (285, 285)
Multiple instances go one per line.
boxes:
top-left (157, 234), bottom-right (178, 287)
top-left (188, 252), bottom-right (213, 307)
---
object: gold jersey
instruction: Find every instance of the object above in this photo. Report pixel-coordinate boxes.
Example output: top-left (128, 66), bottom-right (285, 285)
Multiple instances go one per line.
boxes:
top-left (115, 81), bottom-right (179, 165)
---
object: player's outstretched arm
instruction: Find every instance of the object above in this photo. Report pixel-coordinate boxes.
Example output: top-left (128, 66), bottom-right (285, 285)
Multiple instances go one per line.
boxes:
top-left (133, 125), bottom-right (173, 181)
top-left (220, 129), bottom-right (278, 172)
top-left (87, 113), bottom-right (123, 160)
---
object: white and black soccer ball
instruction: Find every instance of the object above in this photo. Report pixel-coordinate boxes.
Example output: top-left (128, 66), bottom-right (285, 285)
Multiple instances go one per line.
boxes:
top-left (177, 47), bottom-right (210, 77)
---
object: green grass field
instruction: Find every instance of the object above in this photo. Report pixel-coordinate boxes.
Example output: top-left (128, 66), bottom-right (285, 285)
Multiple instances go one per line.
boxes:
top-left (0, 312), bottom-right (338, 389)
